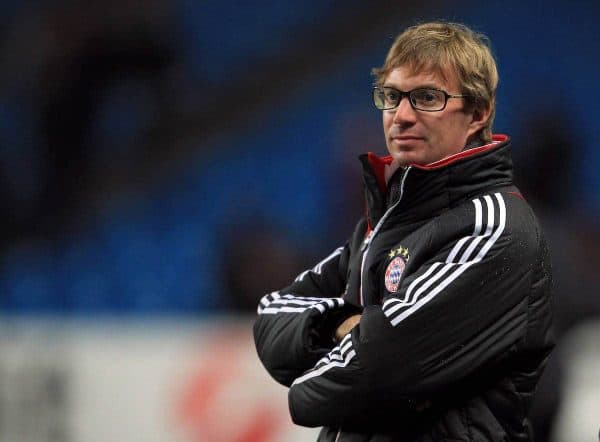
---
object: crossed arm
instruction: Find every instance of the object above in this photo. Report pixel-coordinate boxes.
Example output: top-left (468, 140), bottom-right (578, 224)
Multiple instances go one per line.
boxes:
top-left (255, 195), bottom-right (539, 428)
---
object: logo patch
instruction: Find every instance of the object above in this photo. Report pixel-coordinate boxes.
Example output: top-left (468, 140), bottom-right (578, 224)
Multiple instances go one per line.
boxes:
top-left (385, 256), bottom-right (406, 293)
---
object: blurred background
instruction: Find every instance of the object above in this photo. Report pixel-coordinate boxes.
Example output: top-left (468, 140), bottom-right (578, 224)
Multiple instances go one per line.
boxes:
top-left (0, 0), bottom-right (599, 441)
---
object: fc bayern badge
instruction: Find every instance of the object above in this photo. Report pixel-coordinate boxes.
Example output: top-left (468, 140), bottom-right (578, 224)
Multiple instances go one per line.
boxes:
top-left (385, 257), bottom-right (406, 292)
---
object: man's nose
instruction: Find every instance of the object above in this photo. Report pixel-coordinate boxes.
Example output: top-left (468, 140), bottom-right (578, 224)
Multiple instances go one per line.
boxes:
top-left (392, 97), bottom-right (417, 124)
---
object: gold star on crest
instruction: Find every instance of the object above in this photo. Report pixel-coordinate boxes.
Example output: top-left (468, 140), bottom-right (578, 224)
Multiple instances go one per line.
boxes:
top-left (389, 246), bottom-right (410, 260)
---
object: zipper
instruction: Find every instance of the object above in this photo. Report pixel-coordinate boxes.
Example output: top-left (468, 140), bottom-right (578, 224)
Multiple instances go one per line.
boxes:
top-left (334, 429), bottom-right (342, 442)
top-left (358, 166), bottom-right (411, 305)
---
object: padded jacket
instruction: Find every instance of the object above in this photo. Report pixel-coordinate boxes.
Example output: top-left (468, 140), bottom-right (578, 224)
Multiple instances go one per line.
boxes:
top-left (254, 135), bottom-right (554, 441)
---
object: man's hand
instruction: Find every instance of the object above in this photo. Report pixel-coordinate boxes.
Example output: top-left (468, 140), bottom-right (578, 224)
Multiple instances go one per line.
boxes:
top-left (334, 314), bottom-right (361, 342)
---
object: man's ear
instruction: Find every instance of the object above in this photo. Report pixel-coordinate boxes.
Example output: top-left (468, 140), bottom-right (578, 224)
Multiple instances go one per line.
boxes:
top-left (467, 104), bottom-right (492, 136)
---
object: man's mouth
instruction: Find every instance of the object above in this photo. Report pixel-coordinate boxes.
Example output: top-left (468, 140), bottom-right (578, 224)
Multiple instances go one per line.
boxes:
top-left (392, 135), bottom-right (423, 140)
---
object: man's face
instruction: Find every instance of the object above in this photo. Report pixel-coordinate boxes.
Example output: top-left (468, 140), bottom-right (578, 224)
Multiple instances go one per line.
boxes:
top-left (382, 65), bottom-right (484, 166)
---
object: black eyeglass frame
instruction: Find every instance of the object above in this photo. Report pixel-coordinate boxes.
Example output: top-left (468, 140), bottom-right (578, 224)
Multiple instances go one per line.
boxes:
top-left (372, 86), bottom-right (472, 112)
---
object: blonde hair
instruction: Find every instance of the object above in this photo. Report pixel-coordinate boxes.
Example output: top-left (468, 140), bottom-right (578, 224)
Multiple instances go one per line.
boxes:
top-left (373, 22), bottom-right (498, 142)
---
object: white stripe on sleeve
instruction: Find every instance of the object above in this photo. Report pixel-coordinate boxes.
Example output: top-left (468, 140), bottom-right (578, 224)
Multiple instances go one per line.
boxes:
top-left (292, 334), bottom-right (357, 385)
top-left (294, 246), bottom-right (344, 283)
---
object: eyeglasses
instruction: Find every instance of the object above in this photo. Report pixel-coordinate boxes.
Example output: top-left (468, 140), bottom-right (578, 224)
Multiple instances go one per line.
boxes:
top-left (372, 86), bottom-right (471, 112)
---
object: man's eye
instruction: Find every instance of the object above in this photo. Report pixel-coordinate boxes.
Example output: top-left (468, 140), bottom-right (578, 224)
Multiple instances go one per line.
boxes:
top-left (414, 90), bottom-right (437, 102)
top-left (385, 91), bottom-right (399, 101)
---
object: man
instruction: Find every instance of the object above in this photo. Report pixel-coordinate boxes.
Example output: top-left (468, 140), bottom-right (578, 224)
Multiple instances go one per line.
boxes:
top-left (254, 22), bottom-right (553, 441)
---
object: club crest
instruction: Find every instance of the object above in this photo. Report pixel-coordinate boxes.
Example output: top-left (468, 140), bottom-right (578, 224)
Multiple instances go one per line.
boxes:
top-left (385, 256), bottom-right (406, 293)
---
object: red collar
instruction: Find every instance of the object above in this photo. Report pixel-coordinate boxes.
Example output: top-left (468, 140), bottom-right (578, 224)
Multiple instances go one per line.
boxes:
top-left (366, 134), bottom-right (509, 192)
top-left (414, 134), bottom-right (509, 170)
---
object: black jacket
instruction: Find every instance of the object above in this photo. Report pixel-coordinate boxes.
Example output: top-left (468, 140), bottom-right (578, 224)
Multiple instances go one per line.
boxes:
top-left (254, 135), bottom-right (554, 441)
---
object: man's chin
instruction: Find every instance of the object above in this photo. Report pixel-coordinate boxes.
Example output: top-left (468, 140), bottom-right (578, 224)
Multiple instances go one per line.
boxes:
top-left (390, 151), bottom-right (421, 167)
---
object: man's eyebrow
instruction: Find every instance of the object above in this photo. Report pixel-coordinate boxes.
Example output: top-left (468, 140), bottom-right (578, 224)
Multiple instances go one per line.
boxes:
top-left (382, 83), bottom-right (442, 90)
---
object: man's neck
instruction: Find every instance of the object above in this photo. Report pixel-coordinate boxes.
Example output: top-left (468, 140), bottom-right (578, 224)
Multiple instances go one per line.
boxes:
top-left (464, 135), bottom-right (485, 151)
